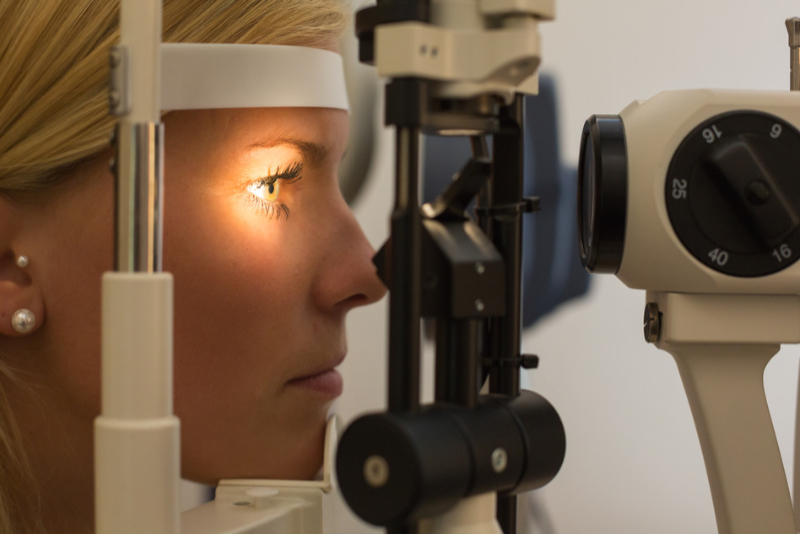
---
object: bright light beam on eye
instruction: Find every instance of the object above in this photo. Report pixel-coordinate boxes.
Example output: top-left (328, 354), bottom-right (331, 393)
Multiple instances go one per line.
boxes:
top-left (247, 178), bottom-right (280, 203)
top-left (242, 162), bottom-right (302, 221)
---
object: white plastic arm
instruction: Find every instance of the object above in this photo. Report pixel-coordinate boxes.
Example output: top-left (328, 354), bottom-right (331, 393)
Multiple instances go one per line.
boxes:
top-left (666, 344), bottom-right (795, 534)
top-left (795, 370), bottom-right (800, 527)
top-left (96, 274), bottom-right (180, 534)
top-left (120, 0), bottom-right (161, 121)
top-left (647, 292), bottom-right (800, 534)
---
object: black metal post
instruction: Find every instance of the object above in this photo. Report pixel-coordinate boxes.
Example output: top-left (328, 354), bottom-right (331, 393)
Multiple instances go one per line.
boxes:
top-left (387, 126), bottom-right (423, 534)
top-left (488, 94), bottom-right (526, 533)
top-left (389, 126), bottom-right (422, 415)
top-left (435, 318), bottom-right (480, 407)
top-left (488, 96), bottom-right (524, 396)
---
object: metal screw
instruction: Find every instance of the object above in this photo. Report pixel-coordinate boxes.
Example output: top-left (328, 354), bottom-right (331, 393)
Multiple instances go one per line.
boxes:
top-left (109, 90), bottom-right (121, 108)
top-left (475, 299), bottom-right (485, 312)
top-left (787, 18), bottom-right (800, 91)
top-left (364, 455), bottom-right (390, 488)
top-left (110, 49), bottom-right (122, 68)
top-left (431, 47), bottom-right (438, 57)
top-left (491, 448), bottom-right (508, 473)
top-left (643, 302), bottom-right (661, 344)
top-left (475, 262), bottom-right (485, 275)
top-left (420, 44), bottom-right (427, 55)
top-left (746, 180), bottom-right (771, 205)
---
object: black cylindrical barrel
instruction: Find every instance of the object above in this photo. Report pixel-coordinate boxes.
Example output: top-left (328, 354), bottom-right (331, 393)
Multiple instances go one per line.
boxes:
top-left (337, 409), bottom-right (471, 526)
top-left (337, 391), bottom-right (566, 526)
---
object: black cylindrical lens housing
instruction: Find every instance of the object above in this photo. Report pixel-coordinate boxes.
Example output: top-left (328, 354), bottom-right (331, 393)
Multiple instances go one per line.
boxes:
top-left (502, 390), bottom-right (567, 495)
top-left (578, 115), bottom-right (628, 273)
top-left (336, 391), bottom-right (566, 526)
top-left (336, 409), bottom-right (472, 526)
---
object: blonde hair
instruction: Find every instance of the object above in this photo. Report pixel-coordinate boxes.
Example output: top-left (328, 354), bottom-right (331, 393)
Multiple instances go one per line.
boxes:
top-left (0, 0), bottom-right (348, 193)
top-left (0, 0), bottom-right (347, 531)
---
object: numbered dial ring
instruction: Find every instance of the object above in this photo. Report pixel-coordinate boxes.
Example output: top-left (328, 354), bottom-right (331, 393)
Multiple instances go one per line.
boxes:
top-left (666, 111), bottom-right (800, 277)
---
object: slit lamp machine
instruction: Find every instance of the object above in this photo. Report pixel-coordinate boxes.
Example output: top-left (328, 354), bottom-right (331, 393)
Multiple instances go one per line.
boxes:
top-left (103, 1), bottom-right (564, 533)
top-left (100, 1), bottom-right (800, 533)
top-left (578, 16), bottom-right (800, 534)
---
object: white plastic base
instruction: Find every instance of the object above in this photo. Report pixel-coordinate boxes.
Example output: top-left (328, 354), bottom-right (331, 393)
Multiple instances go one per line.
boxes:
top-left (97, 273), bottom-right (180, 534)
top-left (180, 485), bottom-right (324, 534)
top-left (419, 493), bottom-right (503, 534)
top-left (95, 417), bottom-right (180, 534)
top-left (181, 417), bottom-right (340, 534)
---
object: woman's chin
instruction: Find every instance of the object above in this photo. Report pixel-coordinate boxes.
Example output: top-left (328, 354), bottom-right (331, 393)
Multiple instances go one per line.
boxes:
top-left (186, 432), bottom-right (326, 484)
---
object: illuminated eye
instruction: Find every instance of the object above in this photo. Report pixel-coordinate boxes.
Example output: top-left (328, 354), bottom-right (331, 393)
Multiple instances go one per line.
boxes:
top-left (248, 179), bottom-right (281, 203)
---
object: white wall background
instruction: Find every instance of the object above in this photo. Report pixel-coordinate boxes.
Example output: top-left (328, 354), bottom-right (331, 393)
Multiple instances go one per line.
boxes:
top-left (336, 1), bottom-right (800, 533)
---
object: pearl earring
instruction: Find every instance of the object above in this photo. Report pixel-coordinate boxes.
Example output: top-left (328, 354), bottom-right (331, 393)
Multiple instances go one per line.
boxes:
top-left (11, 309), bottom-right (35, 334)
top-left (16, 255), bottom-right (28, 268)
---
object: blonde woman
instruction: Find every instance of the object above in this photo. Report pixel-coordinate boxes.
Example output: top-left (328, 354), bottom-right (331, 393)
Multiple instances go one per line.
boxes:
top-left (0, 1), bottom-right (385, 532)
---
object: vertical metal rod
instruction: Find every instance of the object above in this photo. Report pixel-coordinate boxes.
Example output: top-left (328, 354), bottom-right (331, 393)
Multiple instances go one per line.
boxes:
top-left (475, 135), bottom-right (495, 390)
top-left (435, 318), bottom-right (480, 407)
top-left (488, 95), bottom-right (526, 534)
top-left (470, 135), bottom-right (489, 160)
top-left (489, 95), bottom-right (525, 397)
top-left (388, 127), bottom-right (422, 414)
top-left (115, 122), bottom-right (164, 273)
top-left (788, 18), bottom-right (800, 529)
top-left (496, 499), bottom-right (518, 534)
top-left (116, 0), bottom-right (163, 272)
top-left (787, 18), bottom-right (800, 91)
top-left (386, 125), bottom-right (422, 534)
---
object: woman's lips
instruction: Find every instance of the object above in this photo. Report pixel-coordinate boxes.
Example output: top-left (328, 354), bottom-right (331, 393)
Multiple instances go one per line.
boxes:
top-left (287, 368), bottom-right (343, 397)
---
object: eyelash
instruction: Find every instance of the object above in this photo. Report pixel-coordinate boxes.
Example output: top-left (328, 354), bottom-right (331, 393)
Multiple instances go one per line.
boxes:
top-left (245, 162), bottom-right (304, 220)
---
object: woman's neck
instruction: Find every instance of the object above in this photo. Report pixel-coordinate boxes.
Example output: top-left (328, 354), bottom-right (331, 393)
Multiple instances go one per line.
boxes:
top-left (3, 369), bottom-right (95, 533)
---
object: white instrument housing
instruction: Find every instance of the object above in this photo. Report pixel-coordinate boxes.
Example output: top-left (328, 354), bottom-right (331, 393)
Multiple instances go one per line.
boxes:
top-left (617, 89), bottom-right (800, 293)
top-left (375, 0), bottom-right (554, 102)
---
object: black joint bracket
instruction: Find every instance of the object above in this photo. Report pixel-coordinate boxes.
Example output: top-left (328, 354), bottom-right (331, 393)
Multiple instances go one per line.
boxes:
top-left (483, 354), bottom-right (539, 370)
top-left (356, 2), bottom-right (431, 65)
top-left (524, 197), bottom-right (541, 213)
top-left (475, 197), bottom-right (541, 220)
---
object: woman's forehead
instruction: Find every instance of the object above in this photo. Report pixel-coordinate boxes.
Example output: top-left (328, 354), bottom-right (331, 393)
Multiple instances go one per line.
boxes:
top-left (170, 107), bottom-right (347, 149)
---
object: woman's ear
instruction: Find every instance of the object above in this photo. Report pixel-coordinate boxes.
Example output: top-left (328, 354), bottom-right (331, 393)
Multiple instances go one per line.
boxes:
top-left (0, 195), bottom-right (45, 337)
top-left (0, 251), bottom-right (45, 337)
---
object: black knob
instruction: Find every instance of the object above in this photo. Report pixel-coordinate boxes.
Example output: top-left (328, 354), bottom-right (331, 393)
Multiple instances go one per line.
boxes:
top-left (666, 111), bottom-right (800, 277)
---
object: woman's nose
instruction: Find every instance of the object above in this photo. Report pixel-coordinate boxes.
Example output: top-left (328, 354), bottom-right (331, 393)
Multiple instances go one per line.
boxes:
top-left (313, 202), bottom-right (387, 313)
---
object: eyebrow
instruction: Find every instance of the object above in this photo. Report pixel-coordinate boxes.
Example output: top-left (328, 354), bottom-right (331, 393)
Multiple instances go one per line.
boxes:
top-left (246, 136), bottom-right (329, 166)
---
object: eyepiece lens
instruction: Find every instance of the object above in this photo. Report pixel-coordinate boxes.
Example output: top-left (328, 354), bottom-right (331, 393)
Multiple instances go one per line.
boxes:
top-left (577, 115), bottom-right (627, 274)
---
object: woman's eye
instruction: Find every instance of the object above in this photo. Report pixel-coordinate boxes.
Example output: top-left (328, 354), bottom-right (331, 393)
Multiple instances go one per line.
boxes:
top-left (247, 178), bottom-right (281, 203)
top-left (243, 162), bottom-right (303, 220)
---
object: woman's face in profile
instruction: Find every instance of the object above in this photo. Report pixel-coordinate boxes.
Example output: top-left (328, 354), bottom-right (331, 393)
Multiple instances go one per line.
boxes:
top-left (24, 106), bottom-right (385, 484)
top-left (163, 107), bottom-right (385, 481)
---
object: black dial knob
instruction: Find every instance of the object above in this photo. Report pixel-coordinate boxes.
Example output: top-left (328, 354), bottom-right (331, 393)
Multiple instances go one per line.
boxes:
top-left (666, 111), bottom-right (800, 277)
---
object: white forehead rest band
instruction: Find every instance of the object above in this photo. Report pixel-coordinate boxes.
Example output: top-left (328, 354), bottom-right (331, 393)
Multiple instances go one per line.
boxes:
top-left (160, 43), bottom-right (350, 112)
